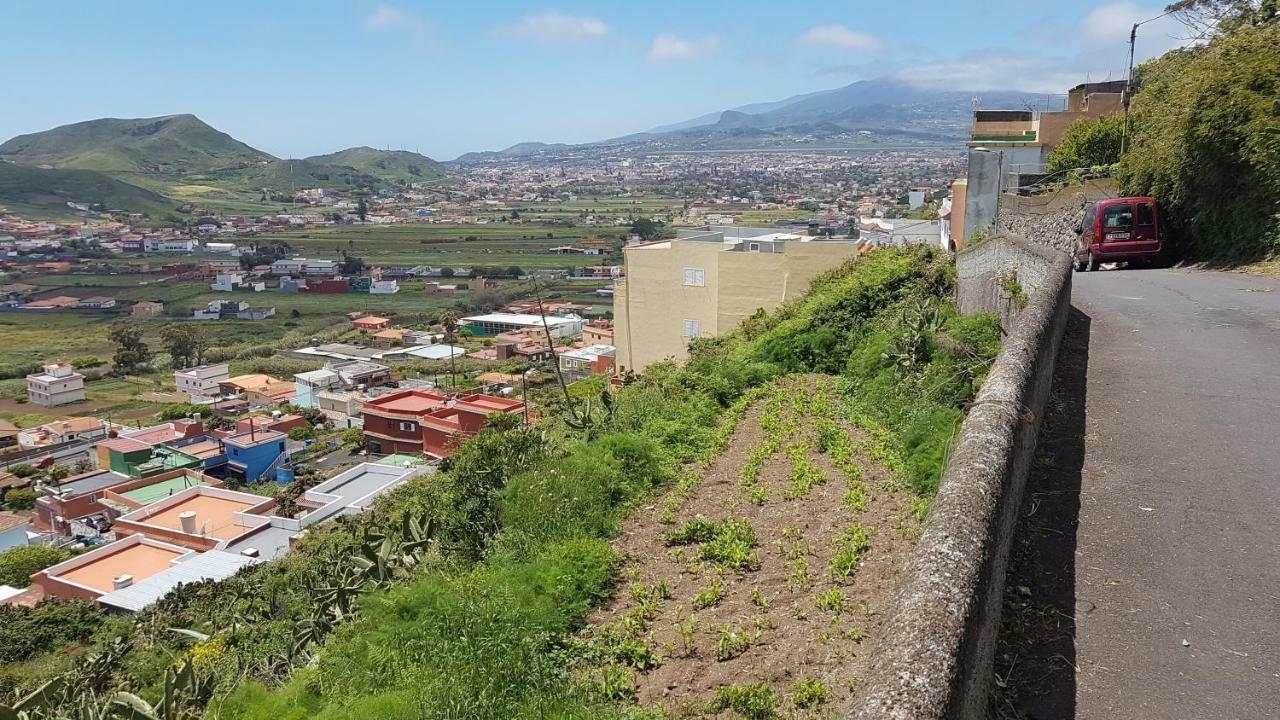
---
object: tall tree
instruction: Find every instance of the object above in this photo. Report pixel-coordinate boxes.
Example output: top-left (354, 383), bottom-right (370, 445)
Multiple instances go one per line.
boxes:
top-left (108, 321), bottom-right (151, 374)
top-left (356, 196), bottom-right (369, 222)
top-left (439, 310), bottom-right (460, 389)
top-left (160, 324), bottom-right (208, 369)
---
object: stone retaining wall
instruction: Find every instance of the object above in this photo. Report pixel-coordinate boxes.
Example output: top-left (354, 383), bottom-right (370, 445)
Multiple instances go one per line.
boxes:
top-left (846, 233), bottom-right (1073, 719)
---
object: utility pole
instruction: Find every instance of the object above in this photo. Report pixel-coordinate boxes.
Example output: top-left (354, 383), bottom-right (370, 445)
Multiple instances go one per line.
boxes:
top-left (1122, 8), bottom-right (1177, 155)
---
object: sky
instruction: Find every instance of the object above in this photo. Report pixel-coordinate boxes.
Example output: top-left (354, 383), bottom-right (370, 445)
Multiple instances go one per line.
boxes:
top-left (0, 1), bottom-right (1193, 160)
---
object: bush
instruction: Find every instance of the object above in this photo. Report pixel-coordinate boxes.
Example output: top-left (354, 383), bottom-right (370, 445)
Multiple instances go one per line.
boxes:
top-left (1119, 24), bottom-right (1280, 263)
top-left (0, 544), bottom-right (73, 587)
top-left (1044, 115), bottom-right (1124, 174)
top-left (3, 487), bottom-right (37, 510)
top-left (714, 682), bottom-right (779, 719)
top-left (0, 600), bottom-right (107, 663)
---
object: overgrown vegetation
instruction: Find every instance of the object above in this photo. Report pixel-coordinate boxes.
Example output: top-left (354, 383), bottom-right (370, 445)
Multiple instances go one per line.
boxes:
top-left (0, 247), bottom-right (1002, 719)
top-left (1118, 8), bottom-right (1280, 264)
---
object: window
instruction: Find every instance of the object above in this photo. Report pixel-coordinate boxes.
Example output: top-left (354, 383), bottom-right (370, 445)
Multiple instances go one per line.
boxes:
top-left (682, 267), bottom-right (706, 287)
top-left (748, 242), bottom-right (760, 253)
top-left (683, 319), bottom-right (701, 338)
top-left (1135, 202), bottom-right (1154, 226)
top-left (1102, 203), bottom-right (1133, 228)
top-left (399, 421), bottom-right (416, 432)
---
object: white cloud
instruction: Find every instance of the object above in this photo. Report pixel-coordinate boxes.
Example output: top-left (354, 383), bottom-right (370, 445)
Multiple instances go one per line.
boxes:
top-left (649, 33), bottom-right (720, 61)
top-left (797, 24), bottom-right (880, 52)
top-left (504, 12), bottom-right (608, 44)
top-left (895, 3), bottom-right (1193, 93)
top-left (362, 5), bottom-right (425, 32)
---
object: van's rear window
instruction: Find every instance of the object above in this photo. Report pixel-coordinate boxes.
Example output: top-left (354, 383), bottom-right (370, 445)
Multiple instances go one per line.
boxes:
top-left (1103, 204), bottom-right (1133, 228)
top-left (1136, 203), bottom-right (1154, 226)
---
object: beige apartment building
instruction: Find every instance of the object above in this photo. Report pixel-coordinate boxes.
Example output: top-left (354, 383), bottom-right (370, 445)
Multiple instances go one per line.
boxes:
top-left (614, 228), bottom-right (860, 372)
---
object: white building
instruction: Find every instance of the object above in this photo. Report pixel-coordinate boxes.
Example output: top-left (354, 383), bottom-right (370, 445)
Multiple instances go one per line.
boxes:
top-left (559, 344), bottom-right (616, 381)
top-left (211, 273), bottom-right (245, 292)
top-left (461, 313), bottom-right (585, 339)
top-left (26, 362), bottom-right (85, 407)
top-left (270, 258), bottom-right (338, 277)
top-left (145, 238), bottom-right (198, 253)
top-left (174, 363), bottom-right (230, 401)
top-left (369, 279), bottom-right (399, 294)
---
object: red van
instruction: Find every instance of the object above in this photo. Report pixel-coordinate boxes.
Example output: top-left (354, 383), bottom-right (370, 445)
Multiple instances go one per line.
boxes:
top-left (1073, 197), bottom-right (1166, 271)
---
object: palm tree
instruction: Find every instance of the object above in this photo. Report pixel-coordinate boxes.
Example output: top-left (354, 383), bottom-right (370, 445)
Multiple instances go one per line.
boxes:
top-left (439, 310), bottom-right (460, 389)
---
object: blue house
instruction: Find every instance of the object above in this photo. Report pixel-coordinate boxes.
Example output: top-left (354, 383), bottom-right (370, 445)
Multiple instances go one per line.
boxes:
top-left (222, 429), bottom-right (288, 483)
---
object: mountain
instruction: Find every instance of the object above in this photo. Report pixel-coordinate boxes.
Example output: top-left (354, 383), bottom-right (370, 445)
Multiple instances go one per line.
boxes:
top-left (454, 78), bottom-right (1048, 161)
top-left (304, 147), bottom-right (445, 183)
top-left (0, 114), bottom-right (273, 176)
top-left (0, 161), bottom-right (176, 219)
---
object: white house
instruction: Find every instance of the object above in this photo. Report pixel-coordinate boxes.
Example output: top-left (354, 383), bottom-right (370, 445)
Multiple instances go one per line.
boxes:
top-left (26, 362), bottom-right (85, 407)
top-left (369, 279), bottom-right (399, 294)
top-left (174, 363), bottom-right (230, 401)
top-left (211, 273), bottom-right (245, 292)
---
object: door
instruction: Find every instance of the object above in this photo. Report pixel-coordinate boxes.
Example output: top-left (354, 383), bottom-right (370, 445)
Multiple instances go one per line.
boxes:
top-left (1131, 200), bottom-right (1162, 254)
top-left (1098, 201), bottom-right (1140, 256)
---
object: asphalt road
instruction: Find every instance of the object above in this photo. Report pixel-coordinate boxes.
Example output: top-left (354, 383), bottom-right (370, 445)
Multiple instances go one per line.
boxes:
top-left (1003, 267), bottom-right (1280, 719)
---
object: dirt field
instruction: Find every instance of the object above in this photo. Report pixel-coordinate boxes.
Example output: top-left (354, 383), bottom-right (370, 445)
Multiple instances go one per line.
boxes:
top-left (582, 376), bottom-right (921, 718)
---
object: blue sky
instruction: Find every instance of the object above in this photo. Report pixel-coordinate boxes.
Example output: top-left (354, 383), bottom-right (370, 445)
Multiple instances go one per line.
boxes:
top-left (0, 1), bottom-right (1190, 160)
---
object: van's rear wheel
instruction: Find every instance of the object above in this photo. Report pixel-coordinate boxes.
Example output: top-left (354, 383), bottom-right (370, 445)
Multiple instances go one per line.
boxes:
top-left (1073, 256), bottom-right (1086, 272)
top-left (1087, 251), bottom-right (1099, 272)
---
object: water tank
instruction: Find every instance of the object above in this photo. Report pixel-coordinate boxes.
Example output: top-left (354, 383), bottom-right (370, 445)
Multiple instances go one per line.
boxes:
top-left (178, 510), bottom-right (197, 534)
top-left (112, 574), bottom-right (133, 590)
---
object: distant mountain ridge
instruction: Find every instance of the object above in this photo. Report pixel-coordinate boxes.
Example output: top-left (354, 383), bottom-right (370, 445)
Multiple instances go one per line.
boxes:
top-left (455, 78), bottom-right (1047, 161)
top-left (0, 115), bottom-right (450, 216)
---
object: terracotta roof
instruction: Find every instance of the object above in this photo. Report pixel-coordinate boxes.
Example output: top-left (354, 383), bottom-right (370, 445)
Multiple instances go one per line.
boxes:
top-left (0, 510), bottom-right (28, 533)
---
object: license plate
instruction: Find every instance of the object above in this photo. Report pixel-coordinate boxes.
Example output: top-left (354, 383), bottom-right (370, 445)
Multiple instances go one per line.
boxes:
top-left (1106, 232), bottom-right (1130, 241)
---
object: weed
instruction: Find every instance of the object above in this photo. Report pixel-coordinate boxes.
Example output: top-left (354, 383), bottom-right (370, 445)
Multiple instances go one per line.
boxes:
top-left (665, 516), bottom-right (760, 572)
top-left (813, 588), bottom-right (844, 614)
top-left (713, 682), bottom-right (779, 719)
top-left (612, 637), bottom-right (661, 671)
top-left (750, 587), bottom-right (769, 609)
top-left (748, 484), bottom-right (768, 505)
top-left (781, 526), bottom-right (801, 541)
top-left (590, 663), bottom-right (637, 702)
top-left (663, 515), bottom-right (720, 545)
top-left (792, 677), bottom-right (828, 709)
top-left (909, 495), bottom-right (931, 523)
top-left (790, 605), bottom-right (809, 621)
top-left (692, 577), bottom-right (724, 610)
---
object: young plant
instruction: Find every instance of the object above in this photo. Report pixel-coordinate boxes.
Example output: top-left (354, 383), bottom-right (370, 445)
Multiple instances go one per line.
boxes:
top-left (750, 587), bottom-right (769, 609)
top-left (787, 557), bottom-right (811, 591)
top-left (713, 624), bottom-right (758, 661)
top-left (830, 524), bottom-right (872, 581)
top-left (813, 588), bottom-right (845, 614)
top-left (692, 577), bottom-right (724, 610)
top-left (792, 677), bottom-right (827, 709)
top-left (713, 682), bottom-right (779, 720)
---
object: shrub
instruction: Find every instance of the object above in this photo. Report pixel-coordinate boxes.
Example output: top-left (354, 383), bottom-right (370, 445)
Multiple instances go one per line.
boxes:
top-left (0, 544), bottom-right (73, 587)
top-left (3, 487), bottom-right (37, 510)
top-left (0, 600), bottom-right (107, 663)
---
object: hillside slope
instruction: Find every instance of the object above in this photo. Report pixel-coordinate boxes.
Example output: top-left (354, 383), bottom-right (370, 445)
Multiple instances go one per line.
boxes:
top-left (0, 162), bottom-right (176, 218)
top-left (305, 147), bottom-right (445, 183)
top-left (0, 114), bottom-right (273, 175)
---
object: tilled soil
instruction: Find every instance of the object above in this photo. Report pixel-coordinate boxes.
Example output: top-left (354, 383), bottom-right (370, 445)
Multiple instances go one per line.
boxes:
top-left (585, 376), bottom-right (920, 717)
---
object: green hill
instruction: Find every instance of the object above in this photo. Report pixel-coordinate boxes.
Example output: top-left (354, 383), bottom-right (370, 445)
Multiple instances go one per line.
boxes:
top-left (0, 162), bottom-right (177, 218)
top-left (304, 147), bottom-right (445, 183)
top-left (0, 114), bottom-right (274, 176)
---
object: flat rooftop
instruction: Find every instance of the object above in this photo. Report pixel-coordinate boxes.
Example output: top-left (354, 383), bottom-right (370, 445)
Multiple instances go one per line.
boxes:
top-left (138, 494), bottom-right (259, 540)
top-left (365, 390), bottom-right (448, 415)
top-left (50, 470), bottom-right (130, 497)
top-left (118, 474), bottom-right (207, 505)
top-left (462, 313), bottom-right (579, 326)
top-left (54, 542), bottom-right (185, 594)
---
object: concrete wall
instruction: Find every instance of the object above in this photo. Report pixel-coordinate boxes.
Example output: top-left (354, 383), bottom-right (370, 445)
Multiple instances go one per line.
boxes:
top-left (956, 234), bottom-right (1062, 324)
top-left (962, 149), bottom-right (1002, 243)
top-left (847, 233), bottom-right (1072, 719)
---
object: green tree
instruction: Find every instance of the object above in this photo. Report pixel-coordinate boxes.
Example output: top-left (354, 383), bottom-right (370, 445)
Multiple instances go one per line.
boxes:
top-left (630, 217), bottom-right (663, 242)
top-left (356, 196), bottom-right (368, 222)
top-left (1118, 22), bottom-right (1280, 262)
top-left (440, 267), bottom-right (455, 278)
top-left (160, 324), bottom-right (208, 370)
top-left (339, 254), bottom-right (366, 274)
top-left (108, 321), bottom-right (151, 374)
top-left (1044, 114), bottom-right (1125, 174)
top-left (0, 544), bottom-right (73, 587)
